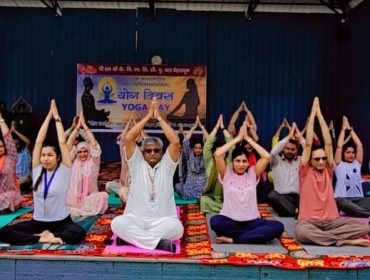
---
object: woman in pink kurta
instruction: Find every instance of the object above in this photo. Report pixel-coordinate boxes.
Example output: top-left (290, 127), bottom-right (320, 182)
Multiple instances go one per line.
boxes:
top-left (296, 98), bottom-right (369, 247)
top-left (0, 115), bottom-right (22, 212)
top-left (66, 112), bottom-right (108, 220)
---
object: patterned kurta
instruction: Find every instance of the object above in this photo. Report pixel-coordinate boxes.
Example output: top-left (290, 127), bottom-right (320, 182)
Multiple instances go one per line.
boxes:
top-left (0, 132), bottom-right (22, 211)
top-left (175, 138), bottom-right (207, 200)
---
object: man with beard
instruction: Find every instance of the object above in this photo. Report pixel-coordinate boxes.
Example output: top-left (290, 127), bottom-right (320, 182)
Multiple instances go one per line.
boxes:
top-left (268, 122), bottom-right (304, 217)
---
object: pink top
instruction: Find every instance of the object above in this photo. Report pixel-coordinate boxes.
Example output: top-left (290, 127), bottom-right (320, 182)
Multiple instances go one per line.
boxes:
top-left (219, 167), bottom-right (260, 221)
top-left (298, 164), bottom-right (339, 220)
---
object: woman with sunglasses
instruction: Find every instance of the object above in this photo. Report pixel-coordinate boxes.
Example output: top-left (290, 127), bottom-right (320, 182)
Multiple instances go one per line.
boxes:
top-left (66, 111), bottom-right (108, 221)
top-left (0, 100), bottom-right (86, 244)
top-left (334, 116), bottom-right (370, 217)
top-left (296, 98), bottom-right (369, 247)
top-left (210, 121), bottom-right (284, 244)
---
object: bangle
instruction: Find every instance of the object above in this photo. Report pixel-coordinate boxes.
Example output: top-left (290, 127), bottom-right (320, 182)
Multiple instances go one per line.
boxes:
top-left (0, 119), bottom-right (5, 123)
top-left (54, 117), bottom-right (61, 122)
top-left (157, 116), bottom-right (162, 122)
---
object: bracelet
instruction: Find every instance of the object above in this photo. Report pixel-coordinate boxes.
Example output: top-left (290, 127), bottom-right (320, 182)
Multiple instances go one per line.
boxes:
top-left (0, 119), bottom-right (5, 123)
top-left (54, 117), bottom-right (61, 122)
top-left (157, 116), bottom-right (163, 122)
top-left (222, 128), bottom-right (226, 131)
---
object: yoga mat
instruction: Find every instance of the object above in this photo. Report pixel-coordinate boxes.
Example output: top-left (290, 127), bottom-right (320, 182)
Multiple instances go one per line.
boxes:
top-left (206, 213), bottom-right (287, 253)
top-left (272, 210), bottom-right (370, 256)
top-left (0, 208), bottom-right (33, 228)
top-left (108, 192), bottom-right (122, 206)
top-left (174, 192), bottom-right (197, 205)
top-left (0, 215), bottom-right (100, 251)
top-left (76, 215), bottom-right (100, 232)
top-left (105, 234), bottom-right (181, 255)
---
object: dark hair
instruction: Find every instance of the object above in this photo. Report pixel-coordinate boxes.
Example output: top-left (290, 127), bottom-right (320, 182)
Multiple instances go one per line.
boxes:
top-left (342, 142), bottom-right (356, 160)
top-left (33, 145), bottom-right (61, 191)
top-left (287, 139), bottom-right (299, 148)
top-left (310, 144), bottom-right (325, 160)
top-left (231, 146), bottom-right (250, 161)
top-left (190, 139), bottom-right (203, 149)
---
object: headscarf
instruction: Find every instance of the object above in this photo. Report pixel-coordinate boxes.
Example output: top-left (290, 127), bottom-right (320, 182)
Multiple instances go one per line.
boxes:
top-left (68, 142), bottom-right (95, 207)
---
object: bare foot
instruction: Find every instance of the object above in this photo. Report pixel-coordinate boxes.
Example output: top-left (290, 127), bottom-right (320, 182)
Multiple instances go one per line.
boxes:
top-left (39, 232), bottom-right (64, 244)
top-left (342, 238), bottom-right (369, 247)
top-left (216, 236), bottom-right (233, 244)
top-left (34, 230), bottom-right (51, 238)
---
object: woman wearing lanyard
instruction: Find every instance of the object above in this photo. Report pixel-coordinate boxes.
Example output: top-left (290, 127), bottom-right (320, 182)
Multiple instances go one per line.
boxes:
top-left (0, 100), bottom-right (86, 244)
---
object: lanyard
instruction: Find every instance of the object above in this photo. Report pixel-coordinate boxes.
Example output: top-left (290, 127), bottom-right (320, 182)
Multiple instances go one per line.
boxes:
top-left (44, 169), bottom-right (57, 199)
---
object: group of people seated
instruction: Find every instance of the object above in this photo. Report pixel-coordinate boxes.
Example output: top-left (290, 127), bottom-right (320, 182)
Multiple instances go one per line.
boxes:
top-left (0, 97), bottom-right (369, 253)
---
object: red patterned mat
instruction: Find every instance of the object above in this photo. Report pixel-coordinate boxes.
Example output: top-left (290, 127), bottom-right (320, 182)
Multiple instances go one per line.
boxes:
top-left (1, 163), bottom-right (369, 269)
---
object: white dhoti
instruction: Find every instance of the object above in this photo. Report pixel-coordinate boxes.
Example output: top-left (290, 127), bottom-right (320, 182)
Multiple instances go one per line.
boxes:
top-left (111, 213), bottom-right (184, 250)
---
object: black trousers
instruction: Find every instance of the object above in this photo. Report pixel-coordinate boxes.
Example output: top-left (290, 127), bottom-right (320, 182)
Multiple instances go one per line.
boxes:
top-left (268, 190), bottom-right (299, 217)
top-left (0, 216), bottom-right (86, 245)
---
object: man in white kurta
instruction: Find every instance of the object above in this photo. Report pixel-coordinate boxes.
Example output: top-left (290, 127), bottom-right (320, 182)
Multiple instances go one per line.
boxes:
top-left (110, 100), bottom-right (183, 252)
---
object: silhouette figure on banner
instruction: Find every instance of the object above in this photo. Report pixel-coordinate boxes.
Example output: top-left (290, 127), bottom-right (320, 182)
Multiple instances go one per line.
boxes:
top-left (167, 78), bottom-right (200, 121)
top-left (81, 77), bottom-right (110, 128)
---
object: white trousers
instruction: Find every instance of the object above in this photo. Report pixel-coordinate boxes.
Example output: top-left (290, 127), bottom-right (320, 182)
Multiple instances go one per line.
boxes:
top-left (111, 213), bottom-right (184, 250)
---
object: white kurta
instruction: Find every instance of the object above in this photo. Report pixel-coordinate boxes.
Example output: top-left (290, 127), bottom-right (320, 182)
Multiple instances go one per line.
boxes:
top-left (111, 146), bottom-right (184, 249)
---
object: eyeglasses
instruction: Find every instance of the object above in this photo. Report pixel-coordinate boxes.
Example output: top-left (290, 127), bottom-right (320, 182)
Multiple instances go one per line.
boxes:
top-left (312, 156), bottom-right (327, 162)
top-left (144, 148), bottom-right (161, 154)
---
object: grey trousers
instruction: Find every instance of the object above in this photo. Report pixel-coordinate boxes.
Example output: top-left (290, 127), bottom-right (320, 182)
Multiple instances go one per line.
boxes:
top-left (335, 197), bottom-right (370, 218)
top-left (296, 218), bottom-right (370, 246)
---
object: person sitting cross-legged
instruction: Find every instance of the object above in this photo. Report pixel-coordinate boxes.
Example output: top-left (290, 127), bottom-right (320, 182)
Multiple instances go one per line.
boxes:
top-left (210, 122), bottom-right (284, 244)
top-left (296, 98), bottom-right (369, 247)
top-left (110, 99), bottom-right (184, 252)
top-left (268, 122), bottom-right (305, 217)
top-left (334, 116), bottom-right (370, 218)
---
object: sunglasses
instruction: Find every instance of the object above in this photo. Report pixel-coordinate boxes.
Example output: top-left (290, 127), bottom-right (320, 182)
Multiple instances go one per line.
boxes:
top-left (144, 148), bottom-right (161, 154)
top-left (312, 156), bottom-right (327, 162)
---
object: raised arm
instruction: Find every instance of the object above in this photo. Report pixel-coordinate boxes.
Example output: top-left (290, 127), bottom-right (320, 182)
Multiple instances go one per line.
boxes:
top-left (215, 122), bottom-right (246, 179)
top-left (244, 103), bottom-right (258, 133)
top-left (197, 116), bottom-right (209, 140)
top-left (51, 100), bottom-right (72, 168)
top-left (244, 133), bottom-right (271, 178)
top-left (205, 114), bottom-right (221, 141)
top-left (219, 114), bottom-right (232, 139)
top-left (33, 103), bottom-right (53, 169)
top-left (0, 112), bottom-right (10, 136)
top-left (66, 116), bottom-right (82, 151)
top-left (316, 99), bottom-right (333, 166)
top-left (184, 118), bottom-right (198, 140)
top-left (301, 98), bottom-right (317, 166)
top-left (79, 110), bottom-right (97, 149)
top-left (124, 103), bottom-right (153, 159)
top-left (227, 101), bottom-right (244, 136)
top-left (346, 118), bottom-right (363, 163)
top-left (335, 116), bottom-right (348, 164)
top-left (11, 121), bottom-right (32, 149)
top-left (154, 100), bottom-right (180, 162)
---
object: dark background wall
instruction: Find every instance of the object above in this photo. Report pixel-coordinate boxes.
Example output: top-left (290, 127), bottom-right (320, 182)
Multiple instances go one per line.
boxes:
top-left (1, 2), bottom-right (369, 167)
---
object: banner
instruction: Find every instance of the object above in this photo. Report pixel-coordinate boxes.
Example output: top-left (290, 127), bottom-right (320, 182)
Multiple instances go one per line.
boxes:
top-left (76, 63), bottom-right (207, 132)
